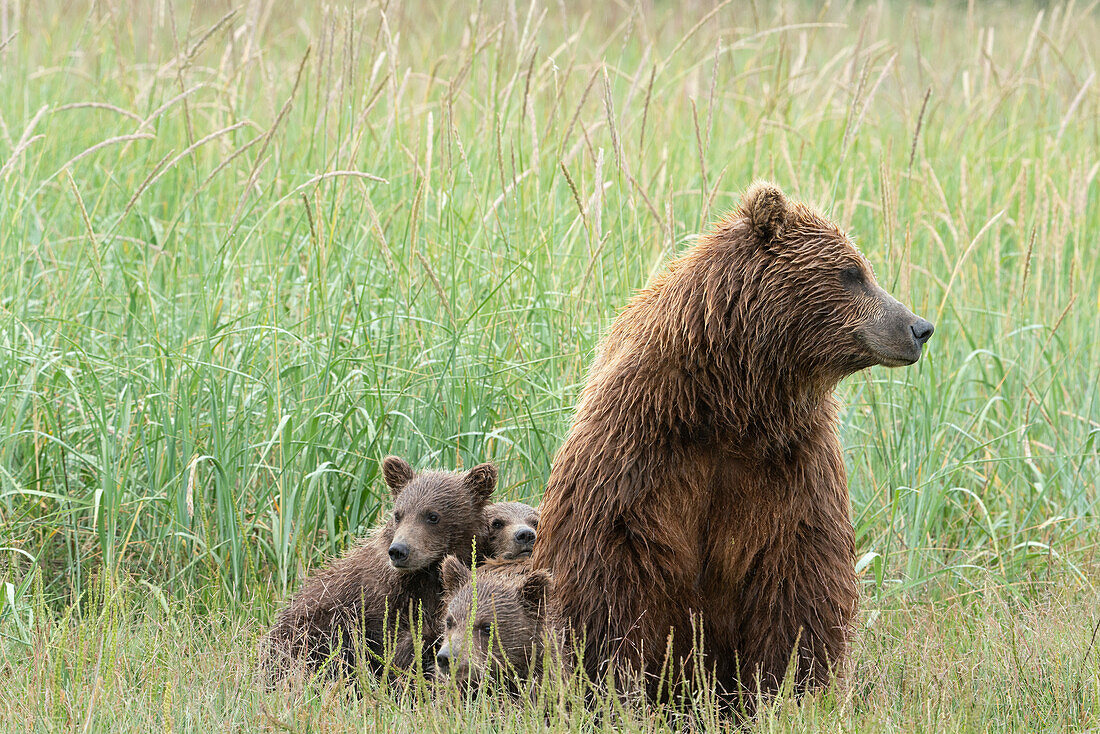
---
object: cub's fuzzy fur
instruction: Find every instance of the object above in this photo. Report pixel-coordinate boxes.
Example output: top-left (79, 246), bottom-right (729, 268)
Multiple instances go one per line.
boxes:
top-left (476, 501), bottom-right (539, 562)
top-left (435, 557), bottom-right (556, 692)
top-left (262, 457), bottom-right (496, 681)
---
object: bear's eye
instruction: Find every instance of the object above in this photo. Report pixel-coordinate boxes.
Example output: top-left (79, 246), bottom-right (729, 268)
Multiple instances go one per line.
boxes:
top-left (490, 518), bottom-right (505, 531)
top-left (393, 511), bottom-right (403, 523)
top-left (477, 622), bottom-right (493, 636)
top-left (529, 518), bottom-right (538, 529)
top-left (445, 616), bottom-right (455, 629)
top-left (425, 511), bottom-right (440, 525)
top-left (840, 266), bottom-right (865, 287)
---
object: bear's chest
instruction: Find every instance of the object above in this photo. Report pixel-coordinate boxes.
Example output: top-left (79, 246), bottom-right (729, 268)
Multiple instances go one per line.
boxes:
top-left (695, 452), bottom-right (802, 597)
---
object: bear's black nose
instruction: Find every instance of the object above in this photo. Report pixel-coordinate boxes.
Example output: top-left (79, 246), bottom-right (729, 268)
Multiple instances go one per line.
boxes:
top-left (436, 650), bottom-right (450, 672)
top-left (911, 319), bottom-right (935, 345)
top-left (515, 527), bottom-right (535, 546)
top-left (388, 542), bottom-right (409, 565)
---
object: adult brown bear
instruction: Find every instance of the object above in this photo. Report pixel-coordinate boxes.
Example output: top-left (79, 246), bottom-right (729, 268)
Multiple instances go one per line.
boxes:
top-left (532, 182), bottom-right (933, 702)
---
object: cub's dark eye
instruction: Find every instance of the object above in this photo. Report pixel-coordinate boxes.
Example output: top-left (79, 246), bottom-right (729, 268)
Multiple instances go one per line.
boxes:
top-left (393, 511), bottom-right (403, 523)
top-left (445, 616), bottom-right (455, 629)
top-left (840, 266), bottom-right (865, 286)
top-left (529, 518), bottom-right (538, 529)
top-left (490, 519), bottom-right (505, 531)
top-left (477, 622), bottom-right (493, 636)
top-left (425, 511), bottom-right (440, 525)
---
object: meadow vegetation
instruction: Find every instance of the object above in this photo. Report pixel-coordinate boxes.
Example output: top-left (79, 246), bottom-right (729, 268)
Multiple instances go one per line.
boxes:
top-left (0, 0), bottom-right (1097, 730)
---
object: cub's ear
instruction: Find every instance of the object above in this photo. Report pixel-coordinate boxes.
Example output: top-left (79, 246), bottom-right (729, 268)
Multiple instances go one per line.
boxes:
top-left (737, 181), bottom-right (789, 244)
top-left (519, 569), bottom-right (552, 615)
top-left (441, 555), bottom-right (472, 598)
top-left (463, 462), bottom-right (498, 506)
top-left (381, 456), bottom-right (415, 496)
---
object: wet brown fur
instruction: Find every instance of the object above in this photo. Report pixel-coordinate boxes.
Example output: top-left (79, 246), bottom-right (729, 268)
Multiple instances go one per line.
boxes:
top-left (533, 182), bottom-right (931, 703)
top-left (262, 457), bottom-right (497, 681)
top-left (436, 557), bottom-right (555, 690)
top-left (476, 501), bottom-right (540, 562)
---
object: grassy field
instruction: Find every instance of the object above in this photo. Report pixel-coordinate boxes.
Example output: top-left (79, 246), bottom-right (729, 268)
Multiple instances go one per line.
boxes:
top-left (1, 0), bottom-right (1098, 730)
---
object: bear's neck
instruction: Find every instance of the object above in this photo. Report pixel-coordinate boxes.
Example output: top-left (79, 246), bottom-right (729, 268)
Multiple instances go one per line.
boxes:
top-left (603, 246), bottom-right (844, 457)
top-left (705, 353), bottom-right (838, 456)
top-left (592, 333), bottom-right (838, 459)
top-left (392, 558), bottom-right (444, 607)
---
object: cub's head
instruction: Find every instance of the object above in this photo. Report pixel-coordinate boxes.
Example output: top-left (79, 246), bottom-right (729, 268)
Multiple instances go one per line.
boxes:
top-left (729, 182), bottom-right (934, 380)
top-left (477, 501), bottom-right (539, 561)
top-left (434, 557), bottom-right (551, 687)
top-left (381, 457), bottom-right (497, 573)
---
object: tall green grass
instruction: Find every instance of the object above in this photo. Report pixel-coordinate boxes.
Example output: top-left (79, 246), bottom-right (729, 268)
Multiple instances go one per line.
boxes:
top-left (0, 0), bottom-right (1098, 729)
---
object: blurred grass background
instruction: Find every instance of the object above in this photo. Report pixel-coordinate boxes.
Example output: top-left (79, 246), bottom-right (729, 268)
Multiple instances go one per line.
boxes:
top-left (0, 0), bottom-right (1097, 730)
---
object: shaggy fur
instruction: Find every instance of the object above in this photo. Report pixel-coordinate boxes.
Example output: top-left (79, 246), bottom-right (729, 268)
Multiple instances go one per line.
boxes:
top-left (532, 182), bottom-right (933, 703)
top-left (435, 557), bottom-right (554, 690)
top-left (476, 501), bottom-right (539, 562)
top-left (262, 457), bottom-right (497, 680)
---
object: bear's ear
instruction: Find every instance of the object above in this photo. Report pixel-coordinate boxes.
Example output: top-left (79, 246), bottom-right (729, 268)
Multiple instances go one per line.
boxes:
top-left (737, 181), bottom-right (789, 244)
top-left (381, 456), bottom-right (415, 497)
top-left (519, 569), bottom-right (551, 615)
top-left (440, 554), bottom-right (471, 598)
top-left (463, 462), bottom-right (498, 507)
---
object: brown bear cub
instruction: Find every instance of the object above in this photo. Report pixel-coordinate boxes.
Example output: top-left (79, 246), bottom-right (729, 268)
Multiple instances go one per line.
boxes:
top-left (533, 182), bottom-right (934, 705)
top-left (263, 456), bottom-right (497, 681)
top-left (434, 556), bottom-right (553, 691)
top-left (476, 501), bottom-right (539, 562)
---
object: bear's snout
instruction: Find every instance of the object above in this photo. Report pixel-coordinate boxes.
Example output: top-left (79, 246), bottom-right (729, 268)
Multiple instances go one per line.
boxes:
top-left (911, 318), bottom-right (934, 345)
top-left (388, 527), bottom-right (436, 571)
top-left (856, 289), bottom-right (935, 367)
top-left (436, 640), bottom-right (474, 682)
top-left (388, 541), bottom-right (409, 567)
top-left (504, 524), bottom-right (536, 559)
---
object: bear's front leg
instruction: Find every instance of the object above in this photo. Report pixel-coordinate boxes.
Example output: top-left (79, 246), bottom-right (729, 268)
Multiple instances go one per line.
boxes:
top-left (716, 511), bottom-right (858, 703)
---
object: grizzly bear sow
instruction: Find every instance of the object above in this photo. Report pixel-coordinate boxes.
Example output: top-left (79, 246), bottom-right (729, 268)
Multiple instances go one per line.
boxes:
top-left (532, 183), bottom-right (933, 700)
top-left (263, 456), bottom-right (497, 680)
